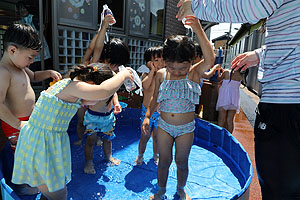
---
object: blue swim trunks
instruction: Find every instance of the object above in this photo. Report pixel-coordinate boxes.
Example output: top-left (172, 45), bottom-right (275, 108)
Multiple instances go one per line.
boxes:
top-left (83, 108), bottom-right (116, 141)
top-left (140, 104), bottom-right (160, 129)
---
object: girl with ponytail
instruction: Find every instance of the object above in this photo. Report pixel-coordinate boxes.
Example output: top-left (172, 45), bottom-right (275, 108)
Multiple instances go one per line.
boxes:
top-left (12, 63), bottom-right (132, 200)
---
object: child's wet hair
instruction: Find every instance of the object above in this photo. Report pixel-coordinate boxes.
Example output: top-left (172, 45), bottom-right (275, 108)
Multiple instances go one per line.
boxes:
top-left (3, 24), bottom-right (42, 51)
top-left (69, 63), bottom-right (114, 85)
top-left (144, 46), bottom-right (163, 63)
top-left (163, 35), bottom-right (196, 63)
top-left (100, 38), bottom-right (130, 66)
top-left (69, 63), bottom-right (115, 105)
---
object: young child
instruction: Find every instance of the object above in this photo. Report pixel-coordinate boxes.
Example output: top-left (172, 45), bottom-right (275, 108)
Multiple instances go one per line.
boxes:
top-left (12, 63), bottom-right (133, 200)
top-left (142, 15), bottom-right (215, 200)
top-left (73, 13), bottom-right (128, 146)
top-left (84, 63), bottom-right (122, 174)
top-left (135, 46), bottom-right (164, 165)
top-left (0, 23), bottom-right (61, 196)
top-left (0, 24), bottom-right (61, 153)
top-left (193, 44), bottom-right (220, 117)
top-left (216, 66), bottom-right (243, 133)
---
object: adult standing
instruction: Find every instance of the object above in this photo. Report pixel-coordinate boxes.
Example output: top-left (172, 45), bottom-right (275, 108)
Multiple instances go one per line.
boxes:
top-left (16, 1), bottom-right (51, 72)
top-left (177, 0), bottom-right (300, 199)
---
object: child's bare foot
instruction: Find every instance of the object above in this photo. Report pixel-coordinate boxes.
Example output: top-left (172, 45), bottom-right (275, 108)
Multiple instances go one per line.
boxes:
top-left (149, 187), bottom-right (166, 200)
top-left (84, 160), bottom-right (96, 174)
top-left (149, 192), bottom-right (166, 200)
top-left (153, 154), bottom-right (159, 165)
top-left (106, 156), bottom-right (121, 166)
top-left (177, 189), bottom-right (191, 200)
top-left (73, 139), bottom-right (82, 146)
top-left (134, 155), bottom-right (144, 165)
top-left (96, 136), bottom-right (103, 146)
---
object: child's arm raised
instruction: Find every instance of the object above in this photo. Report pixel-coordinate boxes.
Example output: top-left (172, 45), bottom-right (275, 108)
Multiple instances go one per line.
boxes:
top-left (91, 15), bottom-right (115, 63)
top-left (0, 68), bottom-right (24, 129)
top-left (141, 61), bottom-right (156, 90)
top-left (25, 68), bottom-right (62, 82)
top-left (185, 15), bottom-right (215, 74)
top-left (141, 69), bottom-right (163, 135)
top-left (202, 64), bottom-right (220, 79)
top-left (82, 33), bottom-right (98, 65)
top-left (69, 69), bottom-right (133, 101)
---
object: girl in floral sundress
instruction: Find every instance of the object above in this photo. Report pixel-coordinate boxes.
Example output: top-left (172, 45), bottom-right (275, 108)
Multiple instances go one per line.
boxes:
top-left (11, 63), bottom-right (133, 200)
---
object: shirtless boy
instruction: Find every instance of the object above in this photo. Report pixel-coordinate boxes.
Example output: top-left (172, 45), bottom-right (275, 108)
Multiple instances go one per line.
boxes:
top-left (0, 24), bottom-right (61, 152)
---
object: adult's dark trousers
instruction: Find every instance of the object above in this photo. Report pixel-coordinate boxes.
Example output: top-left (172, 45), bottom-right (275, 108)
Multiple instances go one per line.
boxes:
top-left (254, 103), bottom-right (300, 200)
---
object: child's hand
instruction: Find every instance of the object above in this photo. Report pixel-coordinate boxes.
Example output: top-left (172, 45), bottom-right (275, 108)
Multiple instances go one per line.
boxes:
top-left (141, 118), bottom-right (150, 135)
top-left (183, 15), bottom-right (202, 33)
top-left (122, 68), bottom-right (134, 81)
top-left (49, 70), bottom-right (62, 81)
top-left (113, 103), bottom-right (122, 114)
top-left (102, 14), bottom-right (115, 28)
top-left (219, 67), bottom-right (224, 74)
top-left (212, 64), bottom-right (221, 72)
top-left (146, 61), bottom-right (156, 72)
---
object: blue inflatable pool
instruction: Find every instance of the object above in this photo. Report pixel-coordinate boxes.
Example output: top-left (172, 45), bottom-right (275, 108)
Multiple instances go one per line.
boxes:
top-left (0, 107), bottom-right (252, 200)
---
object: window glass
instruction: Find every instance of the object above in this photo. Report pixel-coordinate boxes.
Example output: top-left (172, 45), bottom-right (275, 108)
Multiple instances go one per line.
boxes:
top-left (149, 0), bottom-right (164, 37)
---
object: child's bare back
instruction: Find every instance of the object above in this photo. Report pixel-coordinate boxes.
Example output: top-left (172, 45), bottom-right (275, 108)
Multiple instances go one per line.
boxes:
top-left (89, 98), bottom-right (113, 113)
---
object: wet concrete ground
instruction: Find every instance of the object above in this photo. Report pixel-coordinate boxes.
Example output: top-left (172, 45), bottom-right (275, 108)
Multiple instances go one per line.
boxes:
top-left (232, 87), bottom-right (262, 200)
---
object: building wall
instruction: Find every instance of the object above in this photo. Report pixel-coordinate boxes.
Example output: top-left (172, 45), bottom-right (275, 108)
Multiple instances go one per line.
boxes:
top-left (165, 0), bottom-right (186, 38)
top-left (214, 40), bottom-right (227, 50)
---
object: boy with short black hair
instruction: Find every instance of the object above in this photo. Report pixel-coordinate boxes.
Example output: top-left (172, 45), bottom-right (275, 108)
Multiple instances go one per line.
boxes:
top-left (0, 23), bottom-right (61, 152)
top-left (0, 24), bottom-right (61, 195)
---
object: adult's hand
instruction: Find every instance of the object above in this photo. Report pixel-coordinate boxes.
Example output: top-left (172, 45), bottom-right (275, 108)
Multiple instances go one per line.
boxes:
top-left (176, 0), bottom-right (194, 21)
top-left (231, 51), bottom-right (259, 71)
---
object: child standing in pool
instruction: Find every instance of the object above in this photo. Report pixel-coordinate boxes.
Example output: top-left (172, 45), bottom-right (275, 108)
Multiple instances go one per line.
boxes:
top-left (135, 46), bottom-right (164, 166)
top-left (216, 66), bottom-right (243, 133)
top-left (83, 63), bottom-right (122, 174)
top-left (74, 14), bottom-right (128, 146)
top-left (142, 15), bottom-right (215, 200)
top-left (12, 64), bottom-right (132, 199)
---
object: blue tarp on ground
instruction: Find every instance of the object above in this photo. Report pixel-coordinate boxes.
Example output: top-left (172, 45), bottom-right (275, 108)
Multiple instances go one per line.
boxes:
top-left (0, 108), bottom-right (252, 200)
